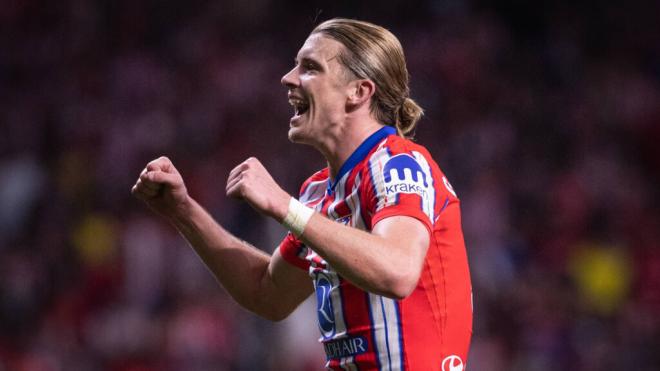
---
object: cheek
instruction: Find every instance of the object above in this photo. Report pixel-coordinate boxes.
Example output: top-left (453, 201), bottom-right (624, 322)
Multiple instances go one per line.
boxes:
top-left (315, 88), bottom-right (345, 108)
top-left (311, 98), bottom-right (341, 119)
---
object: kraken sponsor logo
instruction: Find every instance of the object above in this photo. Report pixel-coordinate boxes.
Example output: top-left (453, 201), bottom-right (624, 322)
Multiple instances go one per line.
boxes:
top-left (383, 154), bottom-right (429, 198)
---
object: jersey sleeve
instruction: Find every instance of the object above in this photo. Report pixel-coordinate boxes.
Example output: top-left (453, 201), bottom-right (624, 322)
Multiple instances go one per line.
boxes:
top-left (277, 169), bottom-right (328, 271)
top-left (363, 144), bottom-right (437, 233)
top-left (278, 232), bottom-right (310, 270)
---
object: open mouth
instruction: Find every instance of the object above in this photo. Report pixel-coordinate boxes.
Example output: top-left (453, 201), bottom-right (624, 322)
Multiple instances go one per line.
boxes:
top-left (289, 97), bottom-right (310, 117)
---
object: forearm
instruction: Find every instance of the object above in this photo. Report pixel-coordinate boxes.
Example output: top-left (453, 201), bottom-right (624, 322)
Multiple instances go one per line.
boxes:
top-left (132, 157), bottom-right (310, 319)
top-left (298, 213), bottom-right (424, 299)
top-left (169, 197), bottom-right (276, 317)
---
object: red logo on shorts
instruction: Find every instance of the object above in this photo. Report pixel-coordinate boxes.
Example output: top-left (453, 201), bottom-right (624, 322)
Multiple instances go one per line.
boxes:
top-left (442, 355), bottom-right (464, 371)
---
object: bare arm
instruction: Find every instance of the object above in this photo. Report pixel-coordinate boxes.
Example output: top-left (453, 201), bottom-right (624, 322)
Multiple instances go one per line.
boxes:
top-left (169, 197), bottom-right (313, 320)
top-left (299, 214), bottom-right (429, 299)
top-left (227, 157), bottom-right (430, 299)
top-left (132, 157), bottom-right (312, 321)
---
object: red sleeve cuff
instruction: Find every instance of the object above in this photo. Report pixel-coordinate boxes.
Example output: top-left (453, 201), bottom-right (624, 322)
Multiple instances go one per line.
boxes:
top-left (278, 233), bottom-right (310, 271)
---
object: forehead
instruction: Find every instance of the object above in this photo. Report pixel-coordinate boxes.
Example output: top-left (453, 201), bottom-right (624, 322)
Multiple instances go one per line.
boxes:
top-left (296, 33), bottom-right (345, 63)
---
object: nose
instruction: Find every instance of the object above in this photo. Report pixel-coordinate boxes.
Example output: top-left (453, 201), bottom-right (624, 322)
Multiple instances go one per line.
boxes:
top-left (281, 65), bottom-right (299, 88)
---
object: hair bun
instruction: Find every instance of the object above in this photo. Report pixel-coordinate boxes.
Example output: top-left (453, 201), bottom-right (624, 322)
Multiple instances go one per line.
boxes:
top-left (396, 97), bottom-right (424, 138)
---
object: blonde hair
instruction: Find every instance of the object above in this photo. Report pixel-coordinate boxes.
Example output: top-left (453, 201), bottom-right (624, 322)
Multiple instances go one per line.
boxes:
top-left (312, 18), bottom-right (424, 138)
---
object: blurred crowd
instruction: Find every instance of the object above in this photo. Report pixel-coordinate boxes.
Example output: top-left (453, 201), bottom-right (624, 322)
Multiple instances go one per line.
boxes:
top-left (1, 1), bottom-right (658, 370)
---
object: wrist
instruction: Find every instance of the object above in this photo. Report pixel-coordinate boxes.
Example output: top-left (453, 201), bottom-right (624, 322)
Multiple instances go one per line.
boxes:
top-left (169, 195), bottom-right (195, 223)
top-left (281, 197), bottom-right (314, 237)
top-left (272, 192), bottom-right (293, 222)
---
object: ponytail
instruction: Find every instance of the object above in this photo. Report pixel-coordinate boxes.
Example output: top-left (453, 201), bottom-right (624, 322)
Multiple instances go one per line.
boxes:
top-left (394, 97), bottom-right (424, 138)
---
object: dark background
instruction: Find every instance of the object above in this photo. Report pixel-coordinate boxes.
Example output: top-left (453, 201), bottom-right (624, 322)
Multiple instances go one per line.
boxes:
top-left (1, 0), bottom-right (659, 370)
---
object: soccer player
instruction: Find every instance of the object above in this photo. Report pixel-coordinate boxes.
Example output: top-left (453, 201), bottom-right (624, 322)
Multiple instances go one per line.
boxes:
top-left (132, 18), bottom-right (472, 371)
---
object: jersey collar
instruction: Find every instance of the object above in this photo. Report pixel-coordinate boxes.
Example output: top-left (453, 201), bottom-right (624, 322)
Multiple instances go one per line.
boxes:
top-left (327, 125), bottom-right (397, 194)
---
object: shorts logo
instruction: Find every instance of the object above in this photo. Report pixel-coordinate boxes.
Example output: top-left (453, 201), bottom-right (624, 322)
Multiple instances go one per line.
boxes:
top-left (315, 273), bottom-right (335, 338)
top-left (442, 355), bottom-right (464, 371)
top-left (383, 154), bottom-right (428, 197)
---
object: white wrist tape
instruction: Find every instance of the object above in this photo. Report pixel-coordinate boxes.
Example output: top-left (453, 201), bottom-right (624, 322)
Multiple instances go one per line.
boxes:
top-left (282, 197), bottom-right (314, 237)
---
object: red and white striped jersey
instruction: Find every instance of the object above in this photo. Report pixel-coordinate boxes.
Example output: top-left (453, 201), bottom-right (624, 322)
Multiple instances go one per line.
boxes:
top-left (279, 126), bottom-right (473, 371)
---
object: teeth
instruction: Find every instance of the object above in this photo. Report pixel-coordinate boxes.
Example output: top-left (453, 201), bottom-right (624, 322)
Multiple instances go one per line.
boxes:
top-left (289, 98), bottom-right (307, 107)
top-left (288, 97), bottom-right (309, 116)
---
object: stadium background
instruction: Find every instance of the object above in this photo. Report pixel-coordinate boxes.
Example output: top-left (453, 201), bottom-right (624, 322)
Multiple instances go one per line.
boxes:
top-left (1, 0), bottom-right (659, 370)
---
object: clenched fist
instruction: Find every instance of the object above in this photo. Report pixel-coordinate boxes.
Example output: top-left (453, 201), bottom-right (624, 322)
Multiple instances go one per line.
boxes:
top-left (131, 156), bottom-right (190, 218)
top-left (226, 157), bottom-right (291, 222)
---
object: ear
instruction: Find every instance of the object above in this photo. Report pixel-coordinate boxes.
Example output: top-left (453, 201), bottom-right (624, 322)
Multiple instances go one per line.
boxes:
top-left (346, 79), bottom-right (376, 110)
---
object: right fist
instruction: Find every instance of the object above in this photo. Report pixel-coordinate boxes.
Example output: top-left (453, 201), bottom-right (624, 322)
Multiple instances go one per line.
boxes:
top-left (131, 156), bottom-right (189, 218)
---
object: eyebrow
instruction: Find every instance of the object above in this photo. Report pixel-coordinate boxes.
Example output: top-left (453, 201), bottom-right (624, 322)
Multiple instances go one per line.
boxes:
top-left (296, 50), bottom-right (343, 68)
top-left (295, 55), bottom-right (316, 63)
top-left (294, 56), bottom-right (323, 69)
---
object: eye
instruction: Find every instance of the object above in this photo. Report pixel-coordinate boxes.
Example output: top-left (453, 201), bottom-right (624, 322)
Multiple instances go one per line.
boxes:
top-left (300, 63), bottom-right (314, 74)
top-left (304, 62), bottom-right (317, 70)
top-left (298, 59), bottom-right (321, 74)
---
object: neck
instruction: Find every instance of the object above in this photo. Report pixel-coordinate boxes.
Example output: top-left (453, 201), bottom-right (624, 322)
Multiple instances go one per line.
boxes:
top-left (321, 119), bottom-right (384, 179)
